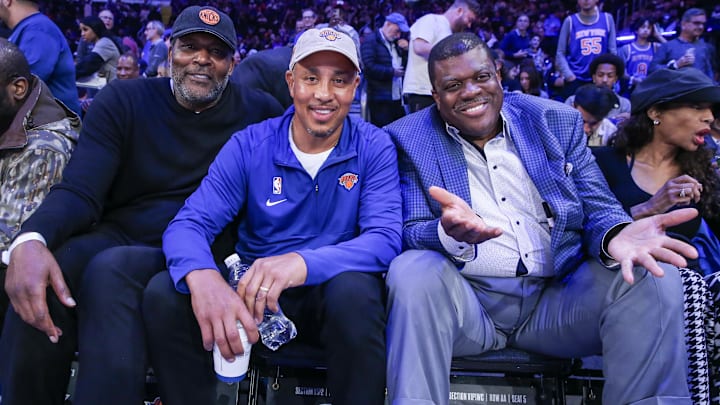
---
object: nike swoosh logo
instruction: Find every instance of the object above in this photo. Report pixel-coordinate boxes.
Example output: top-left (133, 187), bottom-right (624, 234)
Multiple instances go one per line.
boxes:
top-left (265, 198), bottom-right (288, 207)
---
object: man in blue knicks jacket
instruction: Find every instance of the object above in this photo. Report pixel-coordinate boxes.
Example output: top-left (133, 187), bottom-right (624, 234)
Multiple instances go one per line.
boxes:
top-left (144, 28), bottom-right (402, 405)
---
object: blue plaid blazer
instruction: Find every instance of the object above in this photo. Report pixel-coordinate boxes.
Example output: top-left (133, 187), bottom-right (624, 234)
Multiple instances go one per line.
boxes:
top-left (385, 92), bottom-right (631, 277)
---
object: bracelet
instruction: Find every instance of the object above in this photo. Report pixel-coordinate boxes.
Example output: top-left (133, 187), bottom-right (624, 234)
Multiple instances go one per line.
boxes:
top-left (1, 232), bottom-right (47, 265)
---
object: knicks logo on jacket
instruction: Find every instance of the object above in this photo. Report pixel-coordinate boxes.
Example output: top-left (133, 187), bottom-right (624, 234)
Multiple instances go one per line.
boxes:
top-left (338, 172), bottom-right (359, 191)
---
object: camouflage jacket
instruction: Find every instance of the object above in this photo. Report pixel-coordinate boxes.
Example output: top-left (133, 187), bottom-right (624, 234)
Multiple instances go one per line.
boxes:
top-left (0, 76), bottom-right (80, 252)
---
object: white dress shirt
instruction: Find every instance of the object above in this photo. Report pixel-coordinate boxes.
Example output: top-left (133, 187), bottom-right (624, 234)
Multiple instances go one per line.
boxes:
top-left (438, 114), bottom-right (554, 278)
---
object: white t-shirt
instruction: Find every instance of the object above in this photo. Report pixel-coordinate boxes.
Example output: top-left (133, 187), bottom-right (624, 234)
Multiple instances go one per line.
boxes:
top-left (402, 13), bottom-right (452, 96)
top-left (289, 128), bottom-right (334, 179)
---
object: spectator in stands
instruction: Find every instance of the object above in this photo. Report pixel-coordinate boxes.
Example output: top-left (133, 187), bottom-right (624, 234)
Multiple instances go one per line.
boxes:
top-left (301, 8), bottom-right (317, 29)
top-left (100, 9), bottom-right (137, 57)
top-left (316, 2), bottom-right (361, 58)
top-left (650, 8), bottom-right (717, 81)
top-left (618, 17), bottom-right (666, 92)
top-left (517, 61), bottom-right (548, 98)
top-left (0, 38), bottom-right (80, 332)
top-left (594, 68), bottom-right (720, 270)
top-left (476, 21), bottom-right (498, 49)
top-left (144, 27), bottom-right (400, 405)
top-left (403, 0), bottom-right (482, 113)
top-left (556, 0), bottom-right (617, 98)
top-left (572, 83), bottom-right (618, 146)
top-left (290, 8), bottom-right (318, 45)
top-left (99, 9), bottom-right (114, 31)
top-left (361, 12), bottom-right (409, 127)
top-left (500, 14), bottom-right (531, 65)
top-left (385, 32), bottom-right (695, 405)
top-left (115, 52), bottom-right (140, 80)
top-left (565, 54), bottom-right (631, 123)
top-left (75, 16), bottom-right (121, 83)
top-left (230, 45), bottom-right (293, 109)
top-left (543, 6), bottom-right (564, 54)
top-left (526, 34), bottom-right (550, 74)
top-left (0, 0), bottom-right (81, 115)
top-left (142, 20), bottom-right (168, 78)
top-left (0, 6), bottom-right (283, 405)
top-left (546, 58), bottom-right (567, 101)
top-left (80, 52), bottom-right (140, 113)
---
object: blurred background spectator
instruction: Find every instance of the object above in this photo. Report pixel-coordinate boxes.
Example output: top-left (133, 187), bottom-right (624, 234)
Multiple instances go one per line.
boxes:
top-left (0, 0), bottom-right (715, 120)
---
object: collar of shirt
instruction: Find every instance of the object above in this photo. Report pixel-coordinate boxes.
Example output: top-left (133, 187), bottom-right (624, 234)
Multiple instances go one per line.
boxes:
top-left (444, 111), bottom-right (512, 152)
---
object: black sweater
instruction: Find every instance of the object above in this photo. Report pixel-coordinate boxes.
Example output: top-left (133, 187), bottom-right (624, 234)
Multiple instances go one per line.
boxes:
top-left (22, 78), bottom-right (283, 249)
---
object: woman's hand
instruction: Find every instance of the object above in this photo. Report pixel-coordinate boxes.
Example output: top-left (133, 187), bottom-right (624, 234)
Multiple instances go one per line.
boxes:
top-left (630, 174), bottom-right (702, 219)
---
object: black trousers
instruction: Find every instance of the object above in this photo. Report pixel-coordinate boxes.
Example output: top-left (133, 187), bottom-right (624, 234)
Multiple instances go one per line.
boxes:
top-left (74, 246), bottom-right (166, 404)
top-left (143, 270), bottom-right (387, 405)
top-left (0, 227), bottom-right (135, 405)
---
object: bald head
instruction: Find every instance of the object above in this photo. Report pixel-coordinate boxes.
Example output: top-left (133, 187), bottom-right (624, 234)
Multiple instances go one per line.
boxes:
top-left (0, 37), bottom-right (32, 132)
top-left (0, 0), bottom-right (40, 29)
top-left (0, 37), bottom-right (30, 85)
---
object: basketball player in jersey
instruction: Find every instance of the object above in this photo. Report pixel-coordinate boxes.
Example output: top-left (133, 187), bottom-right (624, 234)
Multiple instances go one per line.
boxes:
top-left (555, 0), bottom-right (617, 98)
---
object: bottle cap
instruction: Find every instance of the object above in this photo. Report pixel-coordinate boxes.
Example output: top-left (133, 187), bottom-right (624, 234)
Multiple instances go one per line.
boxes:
top-left (224, 253), bottom-right (241, 268)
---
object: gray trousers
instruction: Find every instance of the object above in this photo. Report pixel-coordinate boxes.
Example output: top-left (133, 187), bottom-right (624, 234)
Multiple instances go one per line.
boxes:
top-left (386, 250), bottom-right (691, 405)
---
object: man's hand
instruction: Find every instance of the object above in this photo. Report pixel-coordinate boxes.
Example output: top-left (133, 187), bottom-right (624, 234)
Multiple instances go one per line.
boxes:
top-left (4, 240), bottom-right (75, 343)
top-left (429, 186), bottom-right (503, 244)
top-left (237, 253), bottom-right (307, 323)
top-left (185, 269), bottom-right (258, 361)
top-left (608, 208), bottom-right (699, 284)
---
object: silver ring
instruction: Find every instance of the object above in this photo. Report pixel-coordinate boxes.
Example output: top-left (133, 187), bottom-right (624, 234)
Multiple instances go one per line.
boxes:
top-left (679, 188), bottom-right (687, 198)
top-left (259, 286), bottom-right (270, 292)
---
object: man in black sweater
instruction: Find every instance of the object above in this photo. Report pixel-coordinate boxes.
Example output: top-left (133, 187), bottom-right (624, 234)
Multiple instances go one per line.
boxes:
top-left (0, 6), bottom-right (283, 405)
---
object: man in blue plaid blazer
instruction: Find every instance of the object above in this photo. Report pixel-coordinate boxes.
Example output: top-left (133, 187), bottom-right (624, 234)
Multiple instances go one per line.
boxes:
top-left (384, 32), bottom-right (697, 404)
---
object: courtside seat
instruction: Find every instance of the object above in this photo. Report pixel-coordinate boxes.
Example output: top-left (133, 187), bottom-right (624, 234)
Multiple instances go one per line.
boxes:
top-left (245, 341), bottom-right (575, 405)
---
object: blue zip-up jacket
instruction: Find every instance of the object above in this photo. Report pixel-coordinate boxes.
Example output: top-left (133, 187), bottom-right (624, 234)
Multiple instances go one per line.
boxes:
top-left (164, 107), bottom-right (403, 293)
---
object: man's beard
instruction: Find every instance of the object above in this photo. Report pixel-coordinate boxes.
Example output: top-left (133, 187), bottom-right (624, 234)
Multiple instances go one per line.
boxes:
top-left (306, 125), bottom-right (338, 139)
top-left (171, 66), bottom-right (229, 110)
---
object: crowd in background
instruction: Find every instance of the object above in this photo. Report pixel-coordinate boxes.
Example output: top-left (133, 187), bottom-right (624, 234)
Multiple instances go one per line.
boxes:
top-left (2, 1), bottom-right (720, 404)
top-left (3, 0), bottom-right (718, 80)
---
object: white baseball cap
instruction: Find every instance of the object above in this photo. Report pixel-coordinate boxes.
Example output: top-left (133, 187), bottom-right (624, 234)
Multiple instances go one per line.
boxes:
top-left (290, 28), bottom-right (361, 72)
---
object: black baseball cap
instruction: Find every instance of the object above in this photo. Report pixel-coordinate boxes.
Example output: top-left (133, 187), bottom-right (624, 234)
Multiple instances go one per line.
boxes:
top-left (171, 6), bottom-right (237, 51)
top-left (631, 67), bottom-right (720, 114)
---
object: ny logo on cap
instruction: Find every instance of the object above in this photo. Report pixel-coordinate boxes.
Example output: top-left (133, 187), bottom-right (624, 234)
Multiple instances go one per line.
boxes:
top-left (199, 9), bottom-right (220, 25)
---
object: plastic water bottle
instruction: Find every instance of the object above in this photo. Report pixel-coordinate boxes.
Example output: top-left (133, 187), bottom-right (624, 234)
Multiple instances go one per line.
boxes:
top-left (224, 254), bottom-right (298, 351)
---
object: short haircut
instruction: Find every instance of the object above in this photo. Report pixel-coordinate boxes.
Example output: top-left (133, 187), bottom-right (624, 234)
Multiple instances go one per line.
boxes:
top-left (453, 0), bottom-right (483, 16)
top-left (118, 51), bottom-right (139, 66)
top-left (147, 20), bottom-right (165, 37)
top-left (0, 38), bottom-right (31, 85)
top-left (682, 8), bottom-right (706, 22)
top-left (428, 32), bottom-right (493, 86)
top-left (573, 84), bottom-right (617, 120)
top-left (590, 53), bottom-right (625, 77)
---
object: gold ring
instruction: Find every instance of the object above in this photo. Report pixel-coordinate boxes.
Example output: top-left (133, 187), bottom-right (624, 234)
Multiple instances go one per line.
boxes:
top-left (259, 286), bottom-right (270, 292)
